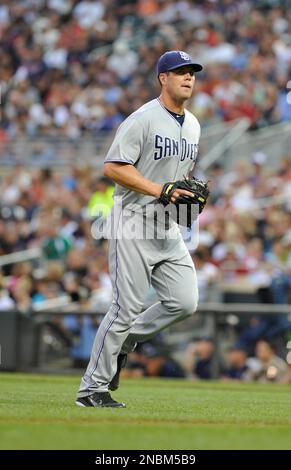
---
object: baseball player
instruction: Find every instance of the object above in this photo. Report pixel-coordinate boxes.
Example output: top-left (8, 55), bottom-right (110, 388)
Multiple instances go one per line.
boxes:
top-left (76, 50), bottom-right (203, 408)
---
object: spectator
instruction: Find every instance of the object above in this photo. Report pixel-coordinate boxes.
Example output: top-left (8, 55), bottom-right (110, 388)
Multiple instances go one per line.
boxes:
top-left (41, 222), bottom-right (72, 260)
top-left (126, 342), bottom-right (185, 379)
top-left (251, 340), bottom-right (288, 383)
top-left (87, 177), bottom-right (114, 218)
top-left (222, 345), bottom-right (253, 381)
top-left (183, 338), bottom-right (217, 380)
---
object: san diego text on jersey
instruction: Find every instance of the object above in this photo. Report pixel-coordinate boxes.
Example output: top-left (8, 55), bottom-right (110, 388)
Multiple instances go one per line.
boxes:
top-left (154, 134), bottom-right (199, 161)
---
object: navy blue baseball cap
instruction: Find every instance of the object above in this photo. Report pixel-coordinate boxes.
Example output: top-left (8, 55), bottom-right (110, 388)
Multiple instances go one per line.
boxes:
top-left (157, 50), bottom-right (203, 76)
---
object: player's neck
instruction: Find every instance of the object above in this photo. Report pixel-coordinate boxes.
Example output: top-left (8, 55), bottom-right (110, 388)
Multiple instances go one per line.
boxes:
top-left (159, 94), bottom-right (185, 115)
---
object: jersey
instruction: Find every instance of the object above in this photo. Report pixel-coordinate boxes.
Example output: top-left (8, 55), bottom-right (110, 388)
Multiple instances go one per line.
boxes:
top-left (105, 98), bottom-right (201, 209)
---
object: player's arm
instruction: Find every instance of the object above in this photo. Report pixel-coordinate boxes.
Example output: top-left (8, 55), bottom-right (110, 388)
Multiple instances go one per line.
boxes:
top-left (104, 162), bottom-right (194, 202)
top-left (104, 162), bottom-right (161, 198)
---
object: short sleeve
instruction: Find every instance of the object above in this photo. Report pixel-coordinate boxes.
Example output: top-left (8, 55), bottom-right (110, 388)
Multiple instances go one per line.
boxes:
top-left (104, 117), bottom-right (144, 165)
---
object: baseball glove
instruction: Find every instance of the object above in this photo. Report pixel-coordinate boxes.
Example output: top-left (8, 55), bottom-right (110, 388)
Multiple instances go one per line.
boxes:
top-left (159, 176), bottom-right (210, 213)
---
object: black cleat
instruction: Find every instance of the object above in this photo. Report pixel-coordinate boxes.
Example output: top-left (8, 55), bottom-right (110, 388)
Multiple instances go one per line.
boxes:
top-left (109, 353), bottom-right (127, 391)
top-left (76, 391), bottom-right (126, 408)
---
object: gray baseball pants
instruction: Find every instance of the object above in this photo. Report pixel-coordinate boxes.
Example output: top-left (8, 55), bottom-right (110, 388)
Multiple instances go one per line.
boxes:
top-left (77, 206), bottom-right (198, 396)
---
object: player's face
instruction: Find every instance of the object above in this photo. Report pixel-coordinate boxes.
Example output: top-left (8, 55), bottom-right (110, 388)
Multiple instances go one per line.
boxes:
top-left (162, 66), bottom-right (196, 101)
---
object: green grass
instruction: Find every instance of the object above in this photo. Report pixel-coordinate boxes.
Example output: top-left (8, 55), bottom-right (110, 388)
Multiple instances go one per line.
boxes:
top-left (1, 373), bottom-right (291, 449)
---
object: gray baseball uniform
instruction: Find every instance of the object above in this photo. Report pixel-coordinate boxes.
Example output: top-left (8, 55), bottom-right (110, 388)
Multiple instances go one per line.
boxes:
top-left (77, 98), bottom-right (201, 396)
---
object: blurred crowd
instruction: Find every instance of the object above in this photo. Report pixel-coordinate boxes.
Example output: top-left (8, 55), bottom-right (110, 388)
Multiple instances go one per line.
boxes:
top-left (0, 0), bottom-right (291, 143)
top-left (181, 337), bottom-right (291, 383)
top-left (0, 166), bottom-right (114, 314)
top-left (0, 153), bottom-right (290, 373)
top-left (117, 336), bottom-right (291, 383)
top-left (0, 155), bottom-right (290, 313)
top-left (197, 153), bottom-right (291, 303)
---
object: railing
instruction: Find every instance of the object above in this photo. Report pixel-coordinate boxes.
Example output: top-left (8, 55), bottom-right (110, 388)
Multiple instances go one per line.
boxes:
top-left (30, 302), bottom-right (291, 318)
top-left (224, 121), bottom-right (291, 169)
top-left (0, 134), bottom-right (112, 169)
top-left (199, 118), bottom-right (251, 171)
top-left (0, 123), bottom-right (236, 169)
top-left (1, 302), bottom-right (291, 373)
top-left (0, 247), bottom-right (42, 267)
top-left (1, 120), bottom-right (289, 170)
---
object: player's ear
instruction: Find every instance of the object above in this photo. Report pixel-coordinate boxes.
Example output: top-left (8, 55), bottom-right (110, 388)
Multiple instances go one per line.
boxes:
top-left (159, 72), bottom-right (168, 86)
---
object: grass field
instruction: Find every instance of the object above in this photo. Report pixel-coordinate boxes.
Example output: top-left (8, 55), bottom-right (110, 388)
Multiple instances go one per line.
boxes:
top-left (1, 373), bottom-right (291, 450)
